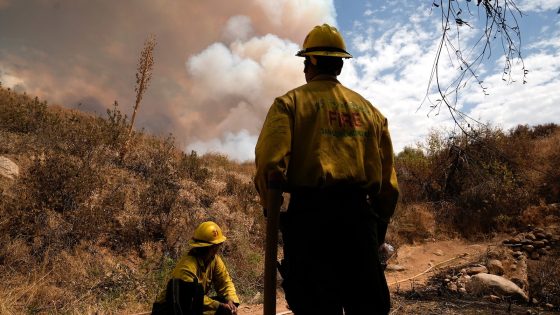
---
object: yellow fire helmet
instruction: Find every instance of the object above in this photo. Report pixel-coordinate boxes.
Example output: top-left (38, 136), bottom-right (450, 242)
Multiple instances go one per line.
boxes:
top-left (189, 221), bottom-right (227, 248)
top-left (296, 23), bottom-right (352, 58)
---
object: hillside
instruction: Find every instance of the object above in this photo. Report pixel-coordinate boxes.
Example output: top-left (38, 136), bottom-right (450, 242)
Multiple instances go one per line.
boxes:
top-left (0, 86), bottom-right (264, 313)
top-left (1, 86), bottom-right (559, 314)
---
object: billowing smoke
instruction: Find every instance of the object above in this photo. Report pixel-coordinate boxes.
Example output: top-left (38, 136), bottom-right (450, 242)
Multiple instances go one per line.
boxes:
top-left (0, 0), bottom-right (336, 162)
top-left (184, 29), bottom-right (304, 158)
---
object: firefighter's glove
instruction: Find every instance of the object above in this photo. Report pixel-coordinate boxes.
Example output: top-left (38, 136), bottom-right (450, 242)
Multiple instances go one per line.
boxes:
top-left (218, 300), bottom-right (238, 315)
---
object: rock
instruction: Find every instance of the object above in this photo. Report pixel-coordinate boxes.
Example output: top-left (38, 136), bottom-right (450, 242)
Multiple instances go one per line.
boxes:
top-left (489, 295), bottom-right (501, 303)
top-left (434, 249), bottom-right (444, 256)
top-left (531, 298), bottom-right (538, 304)
top-left (535, 232), bottom-right (547, 240)
top-left (459, 287), bottom-right (467, 294)
top-left (487, 259), bottom-right (504, 275)
top-left (451, 275), bottom-right (458, 281)
top-left (545, 303), bottom-right (554, 309)
top-left (0, 156), bottom-right (19, 180)
top-left (533, 240), bottom-right (546, 248)
top-left (385, 264), bottom-right (406, 272)
top-left (447, 282), bottom-right (458, 292)
top-left (530, 251), bottom-right (540, 260)
top-left (537, 248), bottom-right (548, 256)
top-left (483, 295), bottom-right (501, 303)
top-left (249, 292), bottom-right (261, 304)
top-left (512, 251), bottom-right (524, 258)
top-left (522, 244), bottom-right (534, 252)
top-left (466, 265), bottom-right (488, 275)
top-left (526, 233), bottom-right (536, 241)
top-left (510, 243), bottom-right (522, 250)
top-left (466, 273), bottom-right (529, 302)
top-left (521, 239), bottom-right (533, 245)
top-left (509, 256), bottom-right (529, 290)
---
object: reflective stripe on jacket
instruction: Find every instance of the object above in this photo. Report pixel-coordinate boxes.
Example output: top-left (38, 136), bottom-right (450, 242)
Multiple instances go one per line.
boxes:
top-left (156, 252), bottom-right (239, 314)
top-left (254, 74), bottom-right (399, 221)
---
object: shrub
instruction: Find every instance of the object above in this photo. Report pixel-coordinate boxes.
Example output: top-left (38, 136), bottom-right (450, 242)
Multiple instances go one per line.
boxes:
top-left (396, 125), bottom-right (551, 237)
top-left (179, 150), bottom-right (210, 184)
top-left (528, 252), bottom-right (560, 309)
top-left (0, 87), bottom-right (47, 133)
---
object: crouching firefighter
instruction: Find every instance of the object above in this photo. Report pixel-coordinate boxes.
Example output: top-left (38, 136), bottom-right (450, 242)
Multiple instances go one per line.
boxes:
top-left (151, 221), bottom-right (240, 315)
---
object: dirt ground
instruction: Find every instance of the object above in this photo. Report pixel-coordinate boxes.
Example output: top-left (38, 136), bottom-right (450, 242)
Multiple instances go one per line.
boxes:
top-left (237, 238), bottom-right (558, 315)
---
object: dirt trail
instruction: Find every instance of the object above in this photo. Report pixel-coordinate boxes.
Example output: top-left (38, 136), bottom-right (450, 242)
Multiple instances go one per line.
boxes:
top-left (239, 239), bottom-right (492, 315)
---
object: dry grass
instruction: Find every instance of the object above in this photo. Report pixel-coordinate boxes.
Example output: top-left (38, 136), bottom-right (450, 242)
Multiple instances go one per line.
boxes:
top-left (388, 203), bottom-right (436, 245)
top-left (0, 86), bottom-right (264, 313)
top-left (1, 85), bottom-right (559, 313)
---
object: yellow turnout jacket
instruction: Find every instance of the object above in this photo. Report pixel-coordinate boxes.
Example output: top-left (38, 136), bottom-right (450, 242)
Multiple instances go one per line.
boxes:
top-left (156, 252), bottom-right (239, 315)
top-left (255, 74), bottom-right (399, 222)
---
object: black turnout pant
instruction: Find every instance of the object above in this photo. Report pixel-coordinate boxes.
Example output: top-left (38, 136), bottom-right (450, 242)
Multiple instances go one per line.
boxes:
top-left (279, 188), bottom-right (390, 315)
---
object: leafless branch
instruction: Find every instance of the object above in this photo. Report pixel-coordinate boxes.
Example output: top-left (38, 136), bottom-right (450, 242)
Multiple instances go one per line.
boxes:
top-left (422, 0), bottom-right (527, 138)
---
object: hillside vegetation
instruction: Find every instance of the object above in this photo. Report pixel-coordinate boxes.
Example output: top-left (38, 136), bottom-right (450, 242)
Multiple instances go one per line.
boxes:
top-left (1, 85), bottom-right (559, 313)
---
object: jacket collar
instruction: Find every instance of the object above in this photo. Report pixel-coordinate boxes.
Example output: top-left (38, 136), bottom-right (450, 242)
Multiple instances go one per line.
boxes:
top-left (310, 74), bottom-right (339, 83)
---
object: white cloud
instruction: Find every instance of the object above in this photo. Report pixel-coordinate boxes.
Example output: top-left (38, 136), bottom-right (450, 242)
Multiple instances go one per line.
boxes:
top-left (187, 130), bottom-right (258, 162)
top-left (517, 0), bottom-right (560, 12)
top-left (466, 48), bottom-right (560, 130)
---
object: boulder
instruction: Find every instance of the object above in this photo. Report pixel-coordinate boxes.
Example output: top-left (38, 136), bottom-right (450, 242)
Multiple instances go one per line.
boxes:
top-left (487, 259), bottom-right (504, 276)
top-left (466, 273), bottom-right (529, 302)
top-left (0, 156), bottom-right (19, 180)
top-left (466, 265), bottom-right (488, 275)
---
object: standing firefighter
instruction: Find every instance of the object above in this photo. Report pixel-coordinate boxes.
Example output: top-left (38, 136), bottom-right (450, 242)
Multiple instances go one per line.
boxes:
top-left (152, 221), bottom-right (240, 315)
top-left (255, 24), bottom-right (399, 315)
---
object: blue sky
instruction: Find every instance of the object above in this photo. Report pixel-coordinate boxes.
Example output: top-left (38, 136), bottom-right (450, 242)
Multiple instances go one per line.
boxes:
top-left (332, 0), bottom-right (560, 151)
top-left (1, 0), bottom-right (559, 161)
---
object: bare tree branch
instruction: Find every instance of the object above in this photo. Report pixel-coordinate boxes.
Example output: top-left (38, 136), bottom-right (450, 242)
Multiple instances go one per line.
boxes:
top-left (422, 0), bottom-right (527, 137)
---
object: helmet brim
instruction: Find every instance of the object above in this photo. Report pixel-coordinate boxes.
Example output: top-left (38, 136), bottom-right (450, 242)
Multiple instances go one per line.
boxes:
top-left (296, 50), bottom-right (352, 58)
top-left (189, 235), bottom-right (227, 248)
